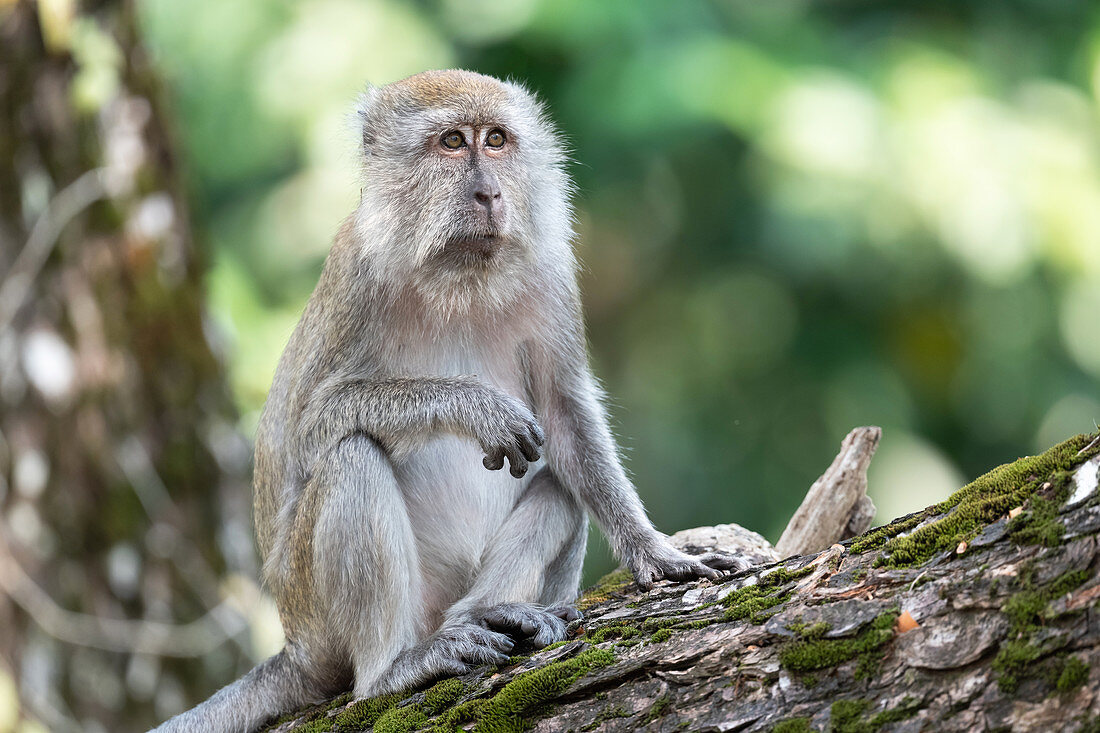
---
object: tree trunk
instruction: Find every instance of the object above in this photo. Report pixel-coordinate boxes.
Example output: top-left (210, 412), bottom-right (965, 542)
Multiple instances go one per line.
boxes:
top-left (0, 2), bottom-right (254, 730)
top-left (267, 433), bottom-right (1100, 732)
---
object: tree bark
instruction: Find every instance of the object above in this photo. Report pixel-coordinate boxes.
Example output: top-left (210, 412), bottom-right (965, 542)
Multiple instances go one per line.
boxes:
top-left (0, 2), bottom-right (253, 730)
top-left (267, 433), bottom-right (1100, 732)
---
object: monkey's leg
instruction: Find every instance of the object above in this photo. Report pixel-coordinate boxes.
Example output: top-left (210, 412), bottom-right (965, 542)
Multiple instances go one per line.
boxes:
top-left (448, 466), bottom-right (587, 645)
top-left (307, 434), bottom-right (433, 697)
top-left (374, 467), bottom-right (585, 693)
top-left (453, 465), bottom-right (586, 613)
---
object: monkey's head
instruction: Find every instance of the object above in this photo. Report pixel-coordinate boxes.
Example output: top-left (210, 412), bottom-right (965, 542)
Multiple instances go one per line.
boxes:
top-left (353, 70), bottom-right (573, 308)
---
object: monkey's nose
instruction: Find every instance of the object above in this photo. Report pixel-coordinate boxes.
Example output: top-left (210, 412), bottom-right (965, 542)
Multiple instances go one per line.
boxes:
top-left (472, 181), bottom-right (502, 209)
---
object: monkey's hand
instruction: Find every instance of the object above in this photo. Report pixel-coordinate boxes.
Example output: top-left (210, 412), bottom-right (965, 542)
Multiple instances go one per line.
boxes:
top-left (627, 540), bottom-right (752, 590)
top-left (471, 389), bottom-right (545, 478)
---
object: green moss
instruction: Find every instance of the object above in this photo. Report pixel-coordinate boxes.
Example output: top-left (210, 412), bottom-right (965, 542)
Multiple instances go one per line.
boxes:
top-left (650, 627), bottom-right (673, 644)
top-left (423, 679), bottom-right (467, 714)
top-left (993, 640), bottom-right (1042, 693)
top-left (642, 695), bottom-right (671, 724)
top-left (771, 718), bottom-right (812, 733)
top-left (869, 696), bottom-right (920, 725)
top-left (431, 699), bottom-right (487, 732)
top-left (577, 568), bottom-right (633, 610)
top-left (586, 623), bottom-right (641, 644)
top-left (850, 433), bottom-right (1100, 567)
top-left (787, 622), bottom-right (830, 640)
top-left (712, 565), bottom-right (814, 626)
top-left (474, 648), bottom-right (615, 732)
top-left (1000, 567), bottom-right (1089, 631)
top-left (294, 718), bottom-right (334, 733)
top-left (507, 655), bottom-right (531, 666)
top-left (357, 680), bottom-right (467, 733)
top-left (1056, 656), bottom-right (1089, 692)
top-left (541, 641), bottom-right (569, 653)
top-left (993, 567), bottom-right (1091, 693)
top-left (328, 692), bottom-right (404, 731)
top-left (830, 699), bottom-right (871, 733)
top-left (373, 704), bottom-right (428, 733)
top-left (762, 565), bottom-right (815, 586)
top-left (678, 618), bottom-right (716, 631)
top-left (642, 616), bottom-right (678, 631)
top-left (826, 696), bottom-right (920, 732)
top-left (1006, 471), bottom-right (1074, 547)
top-left (779, 612), bottom-right (897, 678)
top-left (580, 705), bottom-right (631, 731)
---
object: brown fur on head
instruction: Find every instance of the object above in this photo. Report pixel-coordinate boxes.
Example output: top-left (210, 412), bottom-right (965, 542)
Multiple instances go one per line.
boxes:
top-left (351, 70), bottom-right (574, 315)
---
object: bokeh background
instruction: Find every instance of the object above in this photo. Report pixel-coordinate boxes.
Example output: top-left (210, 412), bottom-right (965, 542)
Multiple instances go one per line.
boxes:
top-left (138, 0), bottom-right (1100, 567)
top-left (2, 0), bottom-right (1099, 729)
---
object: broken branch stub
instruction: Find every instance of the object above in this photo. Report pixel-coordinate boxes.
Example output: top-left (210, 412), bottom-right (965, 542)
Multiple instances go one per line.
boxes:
top-left (775, 426), bottom-right (881, 558)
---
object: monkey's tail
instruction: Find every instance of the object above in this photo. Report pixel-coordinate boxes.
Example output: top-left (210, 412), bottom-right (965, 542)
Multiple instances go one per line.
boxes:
top-left (151, 648), bottom-right (325, 733)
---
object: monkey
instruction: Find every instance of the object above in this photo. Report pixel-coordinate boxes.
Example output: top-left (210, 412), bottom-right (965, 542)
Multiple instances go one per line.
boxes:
top-left (154, 69), bottom-right (748, 733)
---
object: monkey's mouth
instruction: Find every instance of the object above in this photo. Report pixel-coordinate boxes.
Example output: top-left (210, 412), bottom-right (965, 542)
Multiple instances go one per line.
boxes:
top-left (443, 233), bottom-right (500, 260)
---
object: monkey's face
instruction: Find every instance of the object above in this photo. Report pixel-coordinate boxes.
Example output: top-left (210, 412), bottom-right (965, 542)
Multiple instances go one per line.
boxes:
top-left (430, 124), bottom-right (514, 263)
top-left (355, 70), bottom-right (572, 288)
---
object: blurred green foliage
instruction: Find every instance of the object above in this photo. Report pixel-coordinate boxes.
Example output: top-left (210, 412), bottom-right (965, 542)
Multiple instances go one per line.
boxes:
top-left (138, 0), bottom-right (1100, 581)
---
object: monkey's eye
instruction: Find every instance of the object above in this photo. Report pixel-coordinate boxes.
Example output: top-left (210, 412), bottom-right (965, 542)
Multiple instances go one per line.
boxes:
top-left (486, 129), bottom-right (506, 148)
top-left (441, 131), bottom-right (466, 150)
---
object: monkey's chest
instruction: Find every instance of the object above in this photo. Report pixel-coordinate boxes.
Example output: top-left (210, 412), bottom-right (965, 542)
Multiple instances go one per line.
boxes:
top-left (386, 328), bottom-right (538, 619)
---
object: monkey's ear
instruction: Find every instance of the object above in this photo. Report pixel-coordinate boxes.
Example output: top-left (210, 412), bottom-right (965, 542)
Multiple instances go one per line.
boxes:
top-left (355, 85), bottom-right (383, 156)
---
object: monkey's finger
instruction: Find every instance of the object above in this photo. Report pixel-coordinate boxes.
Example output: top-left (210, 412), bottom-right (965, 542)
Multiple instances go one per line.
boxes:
top-left (459, 647), bottom-right (511, 667)
top-left (546, 604), bottom-right (582, 623)
top-left (632, 567), bottom-right (657, 591)
top-left (482, 605), bottom-right (566, 647)
top-left (506, 451), bottom-right (529, 478)
top-left (470, 628), bottom-right (516, 655)
top-left (698, 552), bottom-right (751, 574)
top-left (517, 435), bottom-right (541, 462)
top-left (483, 448), bottom-right (505, 471)
top-left (530, 617), bottom-right (566, 647)
top-left (660, 560), bottom-right (718, 583)
top-left (687, 561), bottom-right (722, 581)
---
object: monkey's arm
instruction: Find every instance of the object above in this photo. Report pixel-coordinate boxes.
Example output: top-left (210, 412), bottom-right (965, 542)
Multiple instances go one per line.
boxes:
top-left (530, 309), bottom-right (748, 589)
top-left (297, 376), bottom-right (543, 475)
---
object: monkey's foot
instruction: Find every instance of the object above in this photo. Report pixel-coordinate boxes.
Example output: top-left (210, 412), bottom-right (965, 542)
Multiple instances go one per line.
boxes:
top-left (368, 623), bottom-right (515, 695)
top-left (629, 543), bottom-right (753, 590)
top-left (464, 602), bottom-right (580, 649)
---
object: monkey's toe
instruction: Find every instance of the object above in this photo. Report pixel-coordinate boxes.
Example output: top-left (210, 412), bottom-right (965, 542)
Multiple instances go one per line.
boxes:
top-left (545, 603), bottom-right (583, 624)
top-left (427, 623), bottom-right (515, 670)
top-left (473, 602), bottom-right (569, 648)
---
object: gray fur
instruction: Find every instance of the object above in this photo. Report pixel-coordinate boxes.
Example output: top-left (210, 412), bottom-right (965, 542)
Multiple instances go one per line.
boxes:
top-left (153, 69), bottom-right (748, 733)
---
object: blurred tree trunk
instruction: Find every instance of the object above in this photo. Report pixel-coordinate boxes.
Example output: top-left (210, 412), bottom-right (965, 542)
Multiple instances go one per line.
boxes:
top-left (0, 1), bottom-right (255, 730)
